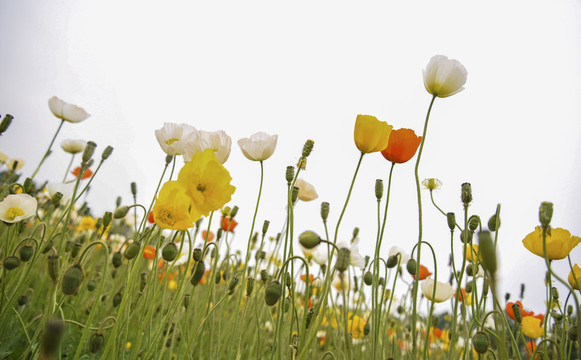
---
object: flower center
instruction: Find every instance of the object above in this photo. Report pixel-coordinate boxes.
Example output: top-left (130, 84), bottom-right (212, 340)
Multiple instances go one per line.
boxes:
top-left (165, 138), bottom-right (180, 145)
top-left (197, 184), bottom-right (206, 193)
top-left (158, 209), bottom-right (176, 226)
top-left (6, 207), bottom-right (24, 221)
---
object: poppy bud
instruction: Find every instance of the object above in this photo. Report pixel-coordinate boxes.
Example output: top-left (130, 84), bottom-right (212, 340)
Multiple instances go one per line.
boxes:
top-left (101, 145), bottom-right (113, 160)
top-left (512, 303), bottom-right (523, 324)
top-left (363, 271), bottom-right (373, 286)
top-left (286, 166), bottom-right (295, 184)
top-left (255, 250), bottom-right (266, 262)
top-left (551, 311), bottom-right (562, 321)
top-left (165, 154), bottom-right (173, 164)
top-left (262, 220), bottom-right (270, 235)
top-left (299, 230), bottom-right (321, 249)
top-left (246, 277), bottom-right (255, 296)
top-left (285, 272), bottom-right (292, 288)
top-left (468, 216), bottom-right (479, 231)
top-left (353, 276), bottom-right (359, 292)
top-left (302, 139), bottom-right (314, 158)
top-left (0, 114), bottom-right (13, 135)
top-left (216, 229), bottom-right (223, 241)
top-left (87, 280), bottom-right (96, 292)
top-left (71, 243), bottom-right (82, 259)
top-left (102, 212), bottom-right (112, 230)
top-left (183, 293), bottom-right (191, 309)
top-left (406, 259), bottom-right (417, 276)
top-left (228, 276), bottom-right (239, 295)
top-left (23, 178), bottom-right (33, 194)
top-left (375, 179), bottom-right (383, 200)
top-left (472, 331), bottom-right (489, 354)
top-left (488, 214), bottom-right (501, 231)
top-left (568, 305), bottom-right (573, 316)
top-left (461, 183), bottom-right (472, 206)
top-left (116, 196), bottom-right (122, 207)
top-left (265, 280), bottom-right (282, 306)
top-left (131, 182), bottom-right (137, 196)
top-left (283, 297), bottom-right (291, 313)
top-left (505, 292), bottom-right (511, 302)
top-left (90, 333), bottom-right (105, 353)
top-left (190, 261), bottom-right (205, 286)
top-left (19, 245), bottom-right (34, 262)
top-left (305, 308), bottom-right (315, 329)
top-left (82, 141), bottom-right (97, 164)
top-left (539, 201), bottom-right (553, 230)
top-left (465, 281), bottom-right (473, 293)
top-left (48, 254), bottom-right (59, 281)
top-left (124, 242), bottom-right (140, 260)
top-left (466, 264), bottom-right (476, 277)
top-left (51, 191), bottom-right (63, 206)
top-left (335, 248), bottom-right (350, 273)
top-left (291, 186), bottom-right (299, 204)
top-left (62, 264), bottom-right (84, 295)
top-left (378, 277), bottom-right (385, 287)
top-left (230, 205), bottom-right (239, 218)
top-left (260, 269), bottom-right (269, 283)
top-left (551, 287), bottom-right (559, 300)
top-left (40, 317), bottom-right (65, 358)
top-left (140, 272), bottom-right (147, 292)
top-left (42, 240), bottom-right (54, 254)
top-left (321, 202), bottom-right (330, 221)
top-left (447, 212), bottom-right (456, 231)
top-left (113, 292), bottom-right (122, 307)
top-left (397, 305), bottom-right (404, 314)
top-left (114, 206), bottom-right (129, 219)
top-left (3, 256), bottom-right (20, 270)
top-left (478, 231), bottom-right (497, 274)
top-left (568, 325), bottom-right (578, 341)
top-left (193, 248), bottom-right (202, 261)
top-left (162, 242), bottom-right (178, 262)
top-left (460, 229), bottom-right (472, 243)
top-left (386, 255), bottom-right (398, 268)
top-left (112, 252), bottom-right (123, 268)
top-left (215, 271), bottom-right (222, 284)
top-left (364, 322), bottom-right (370, 336)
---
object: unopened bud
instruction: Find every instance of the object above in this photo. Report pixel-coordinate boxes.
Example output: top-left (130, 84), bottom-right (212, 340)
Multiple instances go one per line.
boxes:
top-left (102, 211), bottom-right (112, 229)
top-left (568, 305), bottom-right (573, 316)
top-left (364, 322), bottom-right (370, 336)
top-left (48, 254), bottom-right (59, 281)
top-left (62, 264), bottom-right (84, 295)
top-left (23, 178), bottom-right (33, 194)
top-left (190, 261), bottom-right (205, 286)
top-left (112, 252), bottom-right (123, 268)
top-left (488, 214), bottom-right (501, 231)
top-left (378, 277), bottom-right (385, 287)
top-left (321, 202), bottom-right (329, 221)
top-left (19, 245), bottom-right (34, 262)
top-left (539, 201), bottom-right (553, 230)
top-left (568, 325), bottom-right (578, 341)
top-left (478, 231), bottom-right (497, 274)
top-left (228, 276), bottom-right (239, 295)
top-left (71, 243), bottom-right (82, 259)
top-left (353, 227), bottom-right (359, 239)
top-left (460, 229), bottom-right (472, 243)
top-left (302, 139), bottom-right (314, 157)
top-left (82, 141), bottom-right (97, 164)
top-left (90, 333), bottom-right (105, 353)
top-left (260, 269), bottom-right (269, 283)
top-left (193, 248), bottom-right (202, 261)
top-left (291, 186), bottom-right (299, 204)
top-left (114, 206), bottom-right (129, 219)
top-left (3, 256), bottom-right (20, 270)
top-left (265, 280), bottom-right (282, 306)
top-left (113, 292), bottom-right (122, 307)
top-left (101, 145), bottom-right (113, 160)
top-left (17, 295), bottom-right (27, 306)
top-left (336, 248), bottom-right (350, 272)
top-left (246, 277), bottom-right (255, 296)
top-left (472, 332), bottom-right (489, 354)
top-left (286, 166), bottom-right (295, 184)
top-left (0, 114), bottom-right (14, 135)
top-left (461, 183), bottom-right (472, 206)
top-left (51, 192), bottom-right (64, 206)
top-left (386, 255), bottom-right (398, 268)
top-left (262, 220), bottom-right (270, 235)
top-left (124, 242), bottom-right (140, 260)
top-left (364, 271), bottom-right (373, 285)
top-left (183, 293), bottom-right (191, 309)
top-left (447, 212), bottom-right (456, 231)
top-left (299, 230), bottom-right (321, 249)
top-left (551, 287), bottom-right (559, 300)
top-left (520, 283), bottom-right (525, 299)
top-left (162, 242), bottom-right (178, 262)
top-left (131, 182), bottom-right (137, 196)
top-left (468, 216), bottom-right (479, 231)
top-left (87, 280), bottom-right (96, 291)
top-left (375, 179), bottom-right (383, 200)
top-left (406, 259), bottom-right (417, 276)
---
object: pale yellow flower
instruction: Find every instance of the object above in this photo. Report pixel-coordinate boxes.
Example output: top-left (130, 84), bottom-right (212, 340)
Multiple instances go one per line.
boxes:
top-left (295, 179), bottom-right (318, 201)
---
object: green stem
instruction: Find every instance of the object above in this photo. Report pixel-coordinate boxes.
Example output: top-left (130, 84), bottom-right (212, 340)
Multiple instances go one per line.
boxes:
top-left (31, 119), bottom-right (65, 180)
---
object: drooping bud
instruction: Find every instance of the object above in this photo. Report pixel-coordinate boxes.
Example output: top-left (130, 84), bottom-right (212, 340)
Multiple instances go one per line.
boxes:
top-left (406, 259), bottom-right (417, 276)
top-left (23, 178), bottom-right (33, 194)
top-left (447, 212), bottom-right (456, 231)
top-left (101, 145), bottom-right (114, 160)
top-left (460, 229), bottom-right (472, 243)
top-left (0, 114), bottom-right (14, 135)
top-left (461, 183), bottom-right (472, 206)
top-left (488, 214), bottom-right (501, 231)
top-left (539, 201), bottom-right (553, 230)
top-left (472, 332), bottom-right (489, 354)
top-left (114, 206), bottom-right (129, 219)
top-left (321, 202), bottom-right (330, 221)
top-left (246, 277), bottom-right (255, 296)
top-left (386, 255), bottom-right (398, 268)
top-left (190, 261), bottom-right (205, 286)
top-left (468, 216), bottom-right (479, 231)
top-left (124, 242), bottom-right (140, 260)
top-left (112, 252), bottom-right (123, 268)
top-left (162, 242), bottom-right (178, 262)
top-left (260, 269), bottom-right (269, 283)
top-left (298, 230), bottom-right (321, 249)
top-left (19, 245), bottom-right (34, 262)
top-left (262, 220), bottom-right (270, 235)
top-left (82, 141), bottom-right (97, 164)
top-left (71, 243), bottom-right (82, 259)
top-left (62, 264), bottom-right (84, 295)
top-left (378, 277), bottom-right (385, 287)
top-left (478, 231), bottom-right (497, 274)
top-left (335, 248), bottom-right (350, 272)
top-left (90, 333), bottom-right (105, 353)
top-left (286, 166), bottom-right (295, 184)
top-left (265, 280), bottom-right (282, 306)
top-left (364, 271), bottom-right (373, 286)
top-left (375, 179), bottom-right (383, 200)
top-left (3, 256), bottom-right (20, 270)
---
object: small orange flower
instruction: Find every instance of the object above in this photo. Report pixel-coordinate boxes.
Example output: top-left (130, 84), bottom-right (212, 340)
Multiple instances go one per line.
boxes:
top-left (143, 245), bottom-right (156, 260)
top-left (72, 166), bottom-right (93, 180)
top-left (220, 216), bottom-right (238, 232)
top-left (300, 274), bottom-right (314, 283)
top-left (380, 128), bottom-right (422, 164)
top-left (147, 211), bottom-right (155, 224)
top-left (526, 341), bottom-right (538, 359)
top-left (412, 265), bottom-right (432, 280)
top-left (202, 230), bottom-right (215, 242)
top-left (433, 328), bottom-right (443, 339)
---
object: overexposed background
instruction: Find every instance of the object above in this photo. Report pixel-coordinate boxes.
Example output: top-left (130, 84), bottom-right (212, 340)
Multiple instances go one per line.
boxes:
top-left (1, 0), bottom-right (580, 314)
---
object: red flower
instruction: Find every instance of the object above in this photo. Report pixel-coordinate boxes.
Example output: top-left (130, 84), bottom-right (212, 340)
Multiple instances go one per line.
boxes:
top-left (72, 166), bottom-right (93, 179)
top-left (220, 216), bottom-right (238, 232)
top-left (148, 211), bottom-right (155, 224)
top-left (143, 245), bottom-right (156, 260)
top-left (412, 265), bottom-right (432, 280)
top-left (381, 128), bottom-right (422, 164)
top-left (506, 300), bottom-right (534, 321)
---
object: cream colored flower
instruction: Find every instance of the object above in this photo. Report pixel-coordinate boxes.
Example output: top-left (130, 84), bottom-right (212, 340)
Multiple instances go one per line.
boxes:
top-left (48, 96), bottom-right (90, 123)
top-left (60, 139), bottom-right (87, 154)
top-left (422, 178), bottom-right (442, 191)
top-left (183, 130), bottom-right (231, 164)
top-left (388, 246), bottom-right (410, 264)
top-left (423, 55), bottom-right (468, 98)
top-left (0, 194), bottom-right (37, 223)
top-left (421, 279), bottom-right (454, 303)
top-left (295, 179), bottom-right (318, 201)
top-left (155, 122), bottom-right (197, 156)
top-left (46, 182), bottom-right (74, 203)
top-left (338, 239), bottom-right (365, 268)
top-left (237, 132), bottom-right (278, 161)
top-left (6, 158), bottom-right (24, 171)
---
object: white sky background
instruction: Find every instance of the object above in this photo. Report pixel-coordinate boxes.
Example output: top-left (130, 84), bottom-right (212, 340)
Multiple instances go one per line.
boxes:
top-left (1, 0), bottom-right (580, 314)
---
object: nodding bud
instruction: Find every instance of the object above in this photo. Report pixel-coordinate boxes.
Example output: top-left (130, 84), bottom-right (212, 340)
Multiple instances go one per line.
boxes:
top-left (227, 276), bottom-right (239, 295)
top-left (48, 254), bottom-right (59, 281)
top-left (114, 206), bottom-right (129, 219)
top-left (61, 264), bottom-right (84, 295)
top-left (124, 242), bottom-right (140, 260)
top-left (539, 201), bottom-right (553, 230)
top-left (90, 333), bottom-right (105, 353)
top-left (102, 211), bottom-right (113, 229)
top-left (260, 269), bottom-right (269, 283)
top-left (113, 292), bottom-right (122, 307)
top-left (183, 293), bottom-right (191, 309)
top-left (386, 255), bottom-right (398, 268)
top-left (478, 231), bottom-right (497, 274)
top-left (472, 332), bottom-right (489, 354)
top-left (488, 214), bottom-right (501, 231)
top-left (19, 245), bottom-right (34, 262)
top-left (40, 317), bottom-right (65, 358)
top-left (0, 114), bottom-right (13, 134)
top-left (23, 178), bottom-right (33, 194)
top-left (3, 256), bottom-right (20, 270)
top-left (291, 186), bottom-right (299, 204)
top-left (551, 287), bottom-right (559, 300)
top-left (162, 242), bottom-right (178, 262)
top-left (468, 216), bottom-right (480, 231)
top-left (112, 252), bottom-right (123, 268)
top-left (82, 141), bottom-right (97, 164)
top-left (336, 248), bottom-right (351, 272)
top-left (364, 271), bottom-right (373, 286)
top-left (193, 248), bottom-right (202, 261)
top-left (101, 145), bottom-right (113, 160)
top-left (130, 182), bottom-right (137, 196)
top-left (286, 166), bottom-right (295, 184)
top-left (190, 261), bottom-right (205, 286)
top-left (140, 272), bottom-right (147, 292)
top-left (299, 230), bottom-right (321, 249)
top-left (265, 280), bottom-right (282, 306)
top-left (375, 179), bottom-right (384, 200)
top-left (512, 303), bottom-right (523, 324)
top-left (461, 182), bottom-right (472, 206)
top-left (262, 220), bottom-right (270, 235)
top-left (460, 229), bottom-right (473, 243)
top-left (246, 277), bottom-right (255, 296)
top-left (406, 259), bottom-right (417, 276)
top-left (447, 212), bottom-right (456, 231)
top-left (51, 192), bottom-right (64, 206)
top-left (302, 139), bottom-right (315, 158)
top-left (321, 202), bottom-right (329, 221)
top-left (71, 243), bottom-right (81, 259)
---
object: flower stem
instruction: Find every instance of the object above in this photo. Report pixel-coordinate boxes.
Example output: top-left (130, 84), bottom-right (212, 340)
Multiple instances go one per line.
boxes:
top-left (31, 119), bottom-right (65, 180)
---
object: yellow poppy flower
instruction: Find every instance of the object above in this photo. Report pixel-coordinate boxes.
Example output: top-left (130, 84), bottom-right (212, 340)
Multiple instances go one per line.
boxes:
top-left (348, 314), bottom-right (367, 339)
top-left (353, 115), bottom-right (393, 153)
top-left (76, 216), bottom-right (96, 232)
top-left (522, 226), bottom-right (581, 260)
top-left (568, 264), bottom-right (581, 290)
top-left (177, 149), bottom-right (235, 219)
top-left (464, 244), bottom-right (479, 262)
top-left (152, 181), bottom-right (197, 230)
top-left (521, 316), bottom-right (543, 339)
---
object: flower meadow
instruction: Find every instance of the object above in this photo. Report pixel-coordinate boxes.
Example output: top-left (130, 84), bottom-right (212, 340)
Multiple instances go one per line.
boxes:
top-left (0, 55), bottom-right (579, 360)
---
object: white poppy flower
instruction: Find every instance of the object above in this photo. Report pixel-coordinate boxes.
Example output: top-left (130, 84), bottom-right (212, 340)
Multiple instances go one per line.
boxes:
top-left (155, 123), bottom-right (197, 156)
top-left (0, 194), bottom-right (37, 223)
top-left (172, 241), bottom-right (191, 266)
top-left (48, 96), bottom-right (90, 123)
top-left (60, 139), bottom-right (87, 154)
top-left (294, 179), bottom-right (318, 202)
top-left (421, 279), bottom-right (454, 303)
top-left (338, 238), bottom-right (366, 268)
top-left (312, 247), bottom-right (329, 266)
top-left (183, 129), bottom-right (231, 164)
top-left (46, 182), bottom-right (74, 204)
top-left (388, 246), bottom-right (410, 264)
top-left (423, 55), bottom-right (467, 98)
top-left (0, 153), bottom-right (8, 164)
top-left (5, 158), bottom-right (24, 171)
top-left (237, 132), bottom-right (278, 161)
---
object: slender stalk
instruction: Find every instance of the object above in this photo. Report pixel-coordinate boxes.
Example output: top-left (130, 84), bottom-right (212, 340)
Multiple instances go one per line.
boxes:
top-left (31, 119), bottom-right (65, 180)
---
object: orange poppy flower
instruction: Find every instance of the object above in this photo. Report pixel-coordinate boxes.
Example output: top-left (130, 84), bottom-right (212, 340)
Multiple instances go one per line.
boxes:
top-left (147, 211), bottom-right (155, 224)
top-left (433, 328), bottom-right (443, 339)
top-left (202, 230), bottom-right (215, 242)
top-left (506, 300), bottom-right (534, 321)
top-left (72, 166), bottom-right (93, 179)
top-left (526, 341), bottom-right (538, 359)
top-left (220, 216), bottom-right (238, 232)
top-left (143, 245), bottom-right (156, 260)
top-left (412, 265), bottom-right (432, 280)
top-left (381, 128), bottom-right (422, 164)
top-left (300, 274), bottom-right (314, 283)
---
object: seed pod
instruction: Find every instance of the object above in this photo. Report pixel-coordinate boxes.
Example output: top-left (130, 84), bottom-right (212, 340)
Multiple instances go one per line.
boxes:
top-left (113, 292), bottom-right (122, 307)
top-left (285, 166), bottom-right (295, 184)
top-left (461, 182), bottom-right (472, 206)
top-left (0, 114), bottom-right (13, 135)
top-left (375, 179), bottom-right (384, 200)
top-left (335, 248), bottom-right (350, 273)
top-left (468, 216), bottom-right (479, 231)
top-left (87, 280), bottom-right (96, 292)
top-left (101, 145), bottom-right (114, 160)
top-left (3, 255), bottom-right (19, 271)
top-left (130, 182), bottom-right (137, 196)
top-left (112, 252), bottom-right (123, 268)
top-left (302, 139), bottom-right (314, 157)
top-left (298, 230), bottom-right (321, 249)
top-left (260, 269), bottom-right (269, 283)
top-left (183, 293), bottom-right (191, 309)
top-left (406, 259), bottom-right (417, 276)
top-left (472, 332), bottom-right (489, 354)
top-left (82, 141), bottom-right (97, 164)
top-left (124, 242), bottom-right (140, 260)
top-left (62, 264), bottom-right (84, 295)
top-left (246, 277), bottom-right (255, 296)
top-left (190, 261), bottom-right (205, 286)
top-left (19, 245), bottom-right (34, 262)
top-left (90, 333), bottom-right (105, 353)
top-left (48, 254), bottom-right (59, 281)
top-left (162, 242), bottom-right (178, 262)
top-left (386, 255), bottom-right (398, 268)
top-left (539, 201), bottom-right (553, 230)
top-left (512, 303), bottom-right (523, 324)
top-left (447, 212), bottom-right (456, 231)
top-left (228, 276), bottom-right (239, 295)
top-left (363, 271), bottom-right (373, 286)
top-left (265, 280), bottom-right (282, 306)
